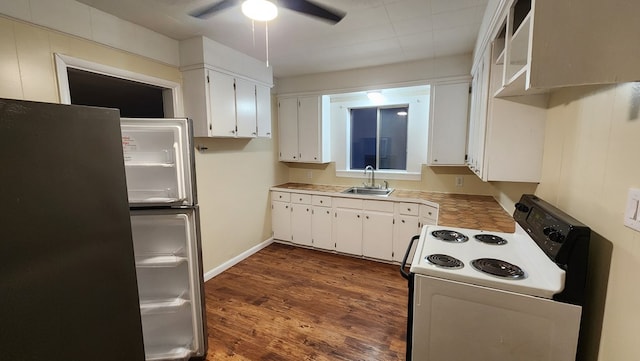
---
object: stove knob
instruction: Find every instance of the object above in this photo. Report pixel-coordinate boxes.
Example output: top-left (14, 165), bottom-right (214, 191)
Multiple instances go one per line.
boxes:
top-left (548, 231), bottom-right (565, 243)
top-left (515, 202), bottom-right (529, 213)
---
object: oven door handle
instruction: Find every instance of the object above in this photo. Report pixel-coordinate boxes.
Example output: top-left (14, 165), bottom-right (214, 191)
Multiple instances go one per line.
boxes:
top-left (400, 234), bottom-right (421, 280)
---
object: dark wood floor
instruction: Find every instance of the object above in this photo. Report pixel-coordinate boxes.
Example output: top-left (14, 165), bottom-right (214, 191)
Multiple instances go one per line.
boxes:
top-left (204, 243), bottom-right (409, 361)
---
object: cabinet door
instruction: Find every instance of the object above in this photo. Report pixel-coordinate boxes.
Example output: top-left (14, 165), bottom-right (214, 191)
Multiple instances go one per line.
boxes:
top-left (362, 211), bottom-right (394, 260)
top-left (297, 96), bottom-right (321, 162)
top-left (277, 97), bottom-right (299, 161)
top-left (393, 215), bottom-right (420, 263)
top-left (428, 82), bottom-right (470, 165)
top-left (271, 201), bottom-right (291, 241)
top-left (291, 204), bottom-right (312, 246)
top-left (208, 71), bottom-right (237, 137)
top-left (235, 78), bottom-right (257, 138)
top-left (312, 206), bottom-right (333, 250)
top-left (256, 84), bottom-right (272, 138)
top-left (467, 47), bottom-right (490, 178)
top-left (333, 208), bottom-right (362, 255)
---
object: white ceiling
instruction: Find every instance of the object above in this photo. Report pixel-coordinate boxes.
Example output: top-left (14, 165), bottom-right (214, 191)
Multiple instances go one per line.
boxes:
top-left (76, 0), bottom-right (488, 78)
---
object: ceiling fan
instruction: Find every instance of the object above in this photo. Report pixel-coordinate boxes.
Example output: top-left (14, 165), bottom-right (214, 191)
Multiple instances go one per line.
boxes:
top-left (190, 0), bottom-right (346, 24)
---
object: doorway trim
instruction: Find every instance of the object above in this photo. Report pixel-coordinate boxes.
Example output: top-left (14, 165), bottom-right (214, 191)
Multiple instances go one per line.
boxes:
top-left (54, 53), bottom-right (183, 117)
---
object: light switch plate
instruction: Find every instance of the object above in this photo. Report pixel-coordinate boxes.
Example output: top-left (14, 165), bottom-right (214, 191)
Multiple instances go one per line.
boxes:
top-left (624, 188), bottom-right (640, 232)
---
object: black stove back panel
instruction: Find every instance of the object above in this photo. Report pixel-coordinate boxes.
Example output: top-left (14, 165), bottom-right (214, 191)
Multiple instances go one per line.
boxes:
top-left (514, 194), bottom-right (591, 305)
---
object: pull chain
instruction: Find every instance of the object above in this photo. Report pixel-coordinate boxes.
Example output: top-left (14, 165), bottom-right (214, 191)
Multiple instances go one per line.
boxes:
top-left (251, 20), bottom-right (255, 47)
top-left (265, 21), bottom-right (270, 68)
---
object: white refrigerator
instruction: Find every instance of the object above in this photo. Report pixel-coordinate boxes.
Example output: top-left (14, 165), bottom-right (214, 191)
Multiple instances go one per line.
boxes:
top-left (120, 118), bottom-right (207, 361)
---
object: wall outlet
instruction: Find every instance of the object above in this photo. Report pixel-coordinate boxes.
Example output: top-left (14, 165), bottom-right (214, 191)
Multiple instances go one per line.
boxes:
top-left (624, 188), bottom-right (640, 232)
top-left (307, 171), bottom-right (313, 179)
top-left (455, 176), bottom-right (464, 187)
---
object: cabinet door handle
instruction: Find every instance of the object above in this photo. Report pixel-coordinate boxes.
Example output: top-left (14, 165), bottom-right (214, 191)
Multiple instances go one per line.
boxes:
top-left (366, 215), bottom-right (369, 219)
top-left (357, 215), bottom-right (360, 218)
top-left (402, 219), bottom-right (405, 223)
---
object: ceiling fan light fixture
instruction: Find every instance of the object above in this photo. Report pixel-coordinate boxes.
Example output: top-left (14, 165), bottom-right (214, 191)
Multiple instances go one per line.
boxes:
top-left (242, 0), bottom-right (278, 21)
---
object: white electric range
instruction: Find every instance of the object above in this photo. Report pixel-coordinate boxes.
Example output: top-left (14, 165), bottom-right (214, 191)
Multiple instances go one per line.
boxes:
top-left (401, 194), bottom-right (591, 361)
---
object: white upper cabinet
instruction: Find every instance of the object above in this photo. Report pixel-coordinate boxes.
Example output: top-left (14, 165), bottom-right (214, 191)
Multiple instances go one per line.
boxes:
top-left (208, 71), bottom-right (237, 137)
top-left (486, 0), bottom-right (640, 96)
top-left (428, 81), bottom-right (470, 166)
top-left (234, 77), bottom-right (258, 137)
top-left (256, 84), bottom-right (272, 138)
top-left (277, 95), bottom-right (330, 163)
top-left (183, 68), bottom-right (267, 138)
top-left (468, 29), bottom-right (547, 183)
top-left (277, 97), bottom-right (300, 161)
top-left (179, 36), bottom-right (273, 139)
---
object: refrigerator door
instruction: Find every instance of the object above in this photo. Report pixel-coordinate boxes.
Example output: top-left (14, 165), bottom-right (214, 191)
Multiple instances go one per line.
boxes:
top-left (130, 208), bottom-right (207, 361)
top-left (0, 99), bottom-right (145, 361)
top-left (121, 118), bottom-right (196, 207)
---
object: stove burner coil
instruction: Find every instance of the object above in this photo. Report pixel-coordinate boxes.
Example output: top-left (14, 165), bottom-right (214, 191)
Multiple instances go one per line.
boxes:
top-left (426, 254), bottom-right (464, 269)
top-left (474, 234), bottom-right (508, 245)
top-left (431, 230), bottom-right (469, 243)
top-left (471, 258), bottom-right (526, 280)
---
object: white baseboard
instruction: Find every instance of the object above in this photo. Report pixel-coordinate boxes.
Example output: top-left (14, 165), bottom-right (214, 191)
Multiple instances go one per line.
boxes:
top-left (203, 237), bottom-right (274, 282)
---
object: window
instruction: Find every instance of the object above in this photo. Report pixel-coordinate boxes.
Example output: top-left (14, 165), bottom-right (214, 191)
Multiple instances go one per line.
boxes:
top-left (350, 106), bottom-right (408, 170)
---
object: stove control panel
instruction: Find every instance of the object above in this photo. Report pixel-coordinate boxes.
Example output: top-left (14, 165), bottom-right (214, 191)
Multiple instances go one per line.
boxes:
top-left (514, 194), bottom-right (590, 265)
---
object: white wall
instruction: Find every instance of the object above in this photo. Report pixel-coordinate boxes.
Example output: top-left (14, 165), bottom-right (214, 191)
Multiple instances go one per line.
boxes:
top-left (0, 0), bottom-right (179, 66)
top-left (275, 53), bottom-right (473, 95)
top-left (527, 83), bottom-right (640, 361)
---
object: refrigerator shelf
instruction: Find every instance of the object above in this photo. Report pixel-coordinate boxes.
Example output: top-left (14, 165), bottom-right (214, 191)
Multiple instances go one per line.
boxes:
top-left (136, 255), bottom-right (187, 268)
top-left (140, 297), bottom-right (191, 315)
top-left (126, 162), bottom-right (176, 168)
top-left (145, 346), bottom-right (192, 361)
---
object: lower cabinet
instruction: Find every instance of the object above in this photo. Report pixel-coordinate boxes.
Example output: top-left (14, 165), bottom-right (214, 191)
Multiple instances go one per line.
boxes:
top-left (393, 214), bottom-right (420, 263)
top-left (311, 195), bottom-right (333, 250)
top-left (270, 190), bottom-right (439, 263)
top-left (291, 193), bottom-right (312, 246)
top-left (271, 192), bottom-right (291, 241)
top-left (333, 198), bottom-right (364, 255)
top-left (362, 200), bottom-right (395, 260)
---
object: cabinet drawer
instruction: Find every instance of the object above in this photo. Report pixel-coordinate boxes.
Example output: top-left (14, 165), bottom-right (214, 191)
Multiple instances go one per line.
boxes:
top-left (397, 202), bottom-right (419, 216)
top-left (271, 191), bottom-right (290, 202)
top-left (312, 195), bottom-right (332, 207)
top-left (364, 200), bottom-right (394, 213)
top-left (333, 197), bottom-right (363, 209)
top-left (420, 204), bottom-right (438, 220)
top-left (291, 193), bottom-right (312, 204)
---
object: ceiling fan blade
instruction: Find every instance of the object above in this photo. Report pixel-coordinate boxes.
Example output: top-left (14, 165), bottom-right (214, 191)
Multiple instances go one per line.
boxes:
top-left (278, 0), bottom-right (346, 24)
top-left (189, 0), bottom-right (240, 19)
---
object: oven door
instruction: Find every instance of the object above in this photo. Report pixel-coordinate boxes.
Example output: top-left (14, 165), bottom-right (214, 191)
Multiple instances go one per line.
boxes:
top-left (411, 274), bottom-right (581, 361)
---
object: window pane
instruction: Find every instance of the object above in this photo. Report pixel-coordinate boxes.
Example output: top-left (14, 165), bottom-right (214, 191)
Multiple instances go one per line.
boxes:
top-left (350, 108), bottom-right (378, 170)
top-left (379, 107), bottom-right (408, 170)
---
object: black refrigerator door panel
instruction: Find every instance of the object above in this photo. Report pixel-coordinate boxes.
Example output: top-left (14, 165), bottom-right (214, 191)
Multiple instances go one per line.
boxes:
top-left (0, 99), bottom-right (145, 361)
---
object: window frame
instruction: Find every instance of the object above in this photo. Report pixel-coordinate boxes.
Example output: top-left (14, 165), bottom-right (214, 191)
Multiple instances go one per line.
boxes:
top-left (330, 85), bottom-right (431, 181)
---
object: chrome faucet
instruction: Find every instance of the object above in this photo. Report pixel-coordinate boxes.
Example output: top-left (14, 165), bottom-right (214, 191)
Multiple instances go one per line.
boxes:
top-left (364, 165), bottom-right (375, 188)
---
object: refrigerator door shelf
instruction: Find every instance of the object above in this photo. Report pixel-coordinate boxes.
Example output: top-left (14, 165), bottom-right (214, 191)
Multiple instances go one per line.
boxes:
top-left (145, 346), bottom-right (192, 361)
top-left (140, 297), bottom-right (191, 315)
top-left (124, 150), bottom-right (175, 166)
top-left (136, 255), bottom-right (188, 268)
top-left (141, 305), bottom-right (196, 360)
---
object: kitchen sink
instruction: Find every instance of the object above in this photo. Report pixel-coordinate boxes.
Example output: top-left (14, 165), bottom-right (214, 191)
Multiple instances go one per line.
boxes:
top-left (341, 187), bottom-right (394, 197)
